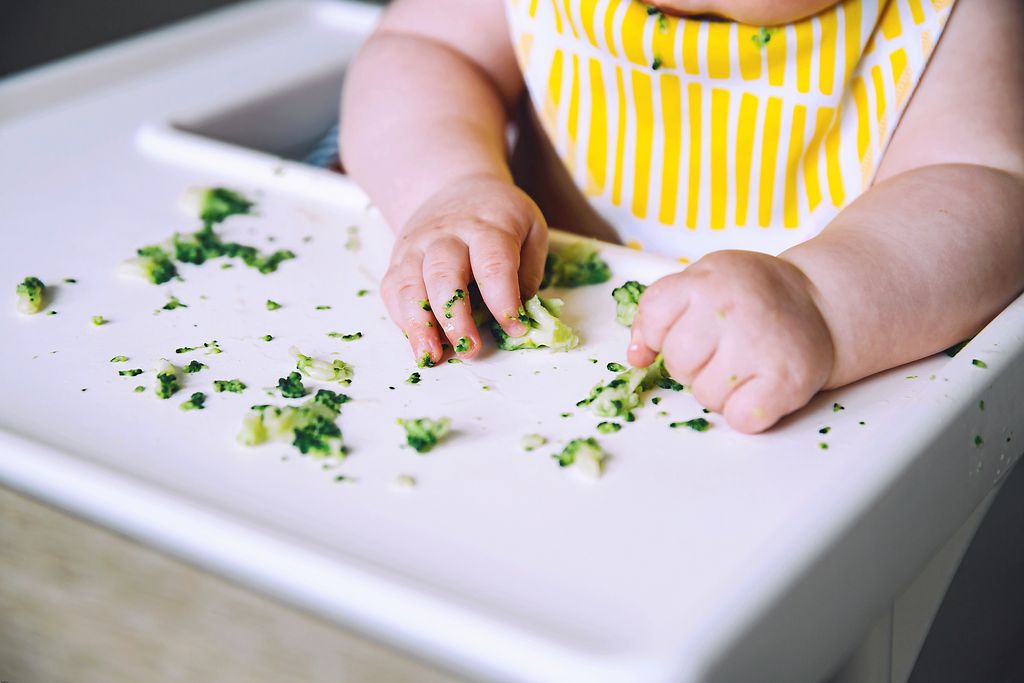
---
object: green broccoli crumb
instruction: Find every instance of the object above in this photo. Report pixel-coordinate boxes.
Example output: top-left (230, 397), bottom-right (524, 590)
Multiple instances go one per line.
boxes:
top-left (315, 305), bottom-right (332, 311)
top-left (607, 362), bottom-right (626, 372)
top-left (819, 426), bottom-right (831, 434)
top-left (447, 358), bottom-right (462, 364)
top-left (91, 315), bottom-right (108, 326)
top-left (651, 55), bottom-right (662, 70)
top-left (596, 421), bottom-right (622, 434)
top-left (397, 417), bottom-right (452, 453)
top-left (110, 355), bottom-right (129, 363)
top-left (262, 334), bottom-right (273, 342)
top-left (213, 379), bottom-right (247, 393)
top-left (974, 435), bottom-right (984, 447)
top-left (15, 276), bottom-right (46, 314)
top-left (134, 385), bottom-right (146, 393)
top-left (199, 187), bottom-right (253, 226)
top-left (819, 442), bottom-right (829, 450)
top-left (418, 299), bottom-right (431, 311)
top-left (357, 289), bottom-right (370, 297)
top-left (651, 396), bottom-right (661, 405)
top-left (670, 418), bottom-right (710, 432)
top-left (277, 372), bottom-right (307, 398)
top-left (833, 402), bottom-right (845, 412)
top-left (979, 400), bottom-right (985, 411)
top-left (344, 225), bottom-right (361, 251)
top-left (971, 359), bottom-right (988, 369)
top-left (118, 368), bottom-right (144, 377)
top-left (417, 352), bottom-right (436, 368)
top-left (522, 434), bottom-right (548, 451)
top-left (266, 299), bottom-right (282, 310)
top-left (162, 296), bottom-right (188, 311)
top-left (327, 331), bottom-right (363, 341)
top-left (552, 437), bottom-right (607, 479)
top-left (454, 336), bottom-right (471, 354)
top-left (180, 392), bottom-right (206, 411)
top-left (406, 372), bottom-right (421, 384)
top-left (128, 246), bottom-right (178, 284)
top-left (752, 26), bottom-right (776, 48)
top-left (183, 360), bottom-right (207, 373)
top-left (443, 289), bottom-right (466, 319)
top-left (64, 278), bottom-right (77, 284)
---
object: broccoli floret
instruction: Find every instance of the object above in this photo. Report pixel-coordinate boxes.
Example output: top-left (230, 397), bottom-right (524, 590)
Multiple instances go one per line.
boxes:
top-left (611, 280), bottom-right (647, 326)
top-left (266, 299), bottom-right (282, 311)
top-left (121, 246), bottom-right (178, 284)
top-left (541, 242), bottom-right (612, 289)
top-left (118, 368), bottom-right (143, 377)
top-left (406, 372), bottom-right (421, 384)
top-left (277, 371), bottom-right (307, 398)
top-left (238, 391), bottom-right (347, 459)
top-left (552, 437), bottom-right (608, 479)
top-left (16, 276), bottom-right (46, 314)
top-left (110, 355), bottom-right (128, 363)
top-left (577, 359), bottom-right (671, 419)
top-left (262, 334), bottom-right (273, 342)
top-left (180, 392), bottom-right (206, 410)
top-left (183, 360), bottom-right (207, 374)
top-left (91, 315), bottom-right (108, 326)
top-left (596, 421), bottom-right (622, 434)
top-left (607, 362), bottom-right (626, 372)
top-left (155, 360), bottom-right (181, 399)
top-left (213, 379), bottom-right (247, 393)
top-left (291, 347), bottom-right (354, 384)
top-left (195, 187), bottom-right (254, 226)
top-left (491, 295), bottom-right (579, 351)
top-left (251, 249), bottom-right (296, 274)
top-left (397, 417), bottom-right (451, 453)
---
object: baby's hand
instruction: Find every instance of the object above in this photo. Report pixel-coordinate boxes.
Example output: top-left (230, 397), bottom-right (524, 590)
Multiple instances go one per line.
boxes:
top-left (380, 174), bottom-right (548, 365)
top-left (628, 251), bottom-right (835, 433)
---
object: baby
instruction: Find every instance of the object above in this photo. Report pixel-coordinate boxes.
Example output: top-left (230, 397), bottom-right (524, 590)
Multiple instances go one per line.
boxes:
top-left (340, 0), bottom-right (1024, 432)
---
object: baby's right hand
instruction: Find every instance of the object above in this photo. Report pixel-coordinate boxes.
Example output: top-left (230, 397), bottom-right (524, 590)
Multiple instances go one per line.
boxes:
top-left (380, 174), bottom-right (548, 365)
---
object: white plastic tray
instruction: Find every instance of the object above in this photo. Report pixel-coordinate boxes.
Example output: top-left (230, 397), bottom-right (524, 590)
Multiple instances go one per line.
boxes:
top-left (2, 2), bottom-right (1022, 681)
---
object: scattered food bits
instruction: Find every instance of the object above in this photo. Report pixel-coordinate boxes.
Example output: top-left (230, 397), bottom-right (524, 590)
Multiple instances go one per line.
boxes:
top-left (213, 379), bottom-right (247, 393)
top-left (277, 372), bottom-right (307, 398)
top-left (133, 385), bottom-right (146, 393)
top-left (155, 360), bottom-right (182, 399)
top-left (611, 281), bottom-right (646, 326)
top-left (833, 402), bottom-right (845, 412)
top-left (392, 474), bottom-right (417, 491)
top-left (454, 336), bottom-right (471, 354)
top-left (262, 334), bottom-right (273, 342)
top-left (266, 299), bottom-right (282, 310)
top-left (522, 434), bottom-right (548, 451)
top-left (552, 437), bottom-right (608, 480)
top-left (315, 305), bottom-right (332, 311)
top-left (443, 289), bottom-right (466, 319)
top-left (110, 355), bottom-right (129, 363)
top-left (180, 392), bottom-right (206, 411)
top-left (417, 352), bottom-right (435, 369)
top-left (819, 442), bottom-right (829, 450)
top-left (397, 417), bottom-right (451, 453)
top-left (162, 295), bottom-right (188, 311)
top-left (971, 359), bottom-right (988, 369)
top-left (447, 358), bottom-right (462, 364)
top-left (670, 418), bottom-right (710, 432)
top-left (183, 360), bottom-right (207, 374)
top-left (974, 435), bottom-right (984, 447)
top-left (118, 368), bottom-right (143, 377)
top-left (356, 289), bottom-right (370, 297)
top-left (596, 421), bottom-right (622, 434)
top-left (819, 426), bottom-right (831, 434)
top-left (327, 331), bottom-right (363, 341)
top-left (91, 315), bottom-right (108, 326)
top-left (406, 372), bottom-right (421, 385)
top-left (606, 362), bottom-right (626, 373)
top-left (15, 276), bottom-right (47, 314)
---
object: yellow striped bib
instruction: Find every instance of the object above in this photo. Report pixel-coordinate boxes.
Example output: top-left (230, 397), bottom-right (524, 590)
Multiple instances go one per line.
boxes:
top-left (506, 0), bottom-right (955, 261)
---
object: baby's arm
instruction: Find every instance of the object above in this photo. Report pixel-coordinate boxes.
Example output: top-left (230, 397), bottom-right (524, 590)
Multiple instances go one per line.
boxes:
top-left (631, 0), bottom-right (1024, 432)
top-left (341, 0), bottom-right (544, 364)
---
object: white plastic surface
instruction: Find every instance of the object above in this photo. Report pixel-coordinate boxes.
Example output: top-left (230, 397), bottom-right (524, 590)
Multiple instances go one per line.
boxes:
top-left (2, 2), bottom-right (1023, 682)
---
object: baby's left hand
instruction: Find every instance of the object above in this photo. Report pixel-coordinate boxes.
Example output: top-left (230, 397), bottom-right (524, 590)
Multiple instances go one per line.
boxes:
top-left (628, 250), bottom-right (835, 433)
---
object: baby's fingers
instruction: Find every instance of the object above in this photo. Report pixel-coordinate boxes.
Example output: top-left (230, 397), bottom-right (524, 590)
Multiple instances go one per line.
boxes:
top-left (381, 256), bottom-right (443, 364)
top-left (470, 232), bottom-right (528, 337)
top-left (422, 238), bottom-right (482, 359)
top-left (721, 376), bottom-right (788, 434)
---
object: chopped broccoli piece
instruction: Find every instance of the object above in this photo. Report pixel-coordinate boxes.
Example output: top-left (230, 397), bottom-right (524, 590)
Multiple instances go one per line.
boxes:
top-left (417, 352), bottom-right (435, 368)
top-left (175, 340), bottom-right (221, 355)
top-left (196, 187), bottom-right (253, 226)
top-left (15, 276), bottom-right (46, 314)
top-left (110, 355), bottom-right (129, 363)
top-left (133, 385), bottom-right (146, 393)
top-left (277, 371), bottom-right (307, 398)
top-left (819, 442), bottom-right (830, 450)
top-left (752, 26), bottom-right (777, 48)
top-left (974, 435), bottom-right (984, 447)
top-left (552, 437), bottom-right (608, 479)
top-left (238, 391), bottom-right (347, 458)
top-left (357, 289), bottom-right (370, 297)
top-left (596, 421), bottom-right (622, 434)
top-left (118, 368), bottom-right (143, 377)
top-left (491, 295), bottom-right (579, 351)
top-left (541, 242), bottom-right (612, 289)
top-left (266, 299), bottom-right (282, 311)
top-left (315, 305), bottom-right (332, 311)
top-left (819, 426), bottom-right (831, 434)
top-left (577, 361), bottom-right (665, 418)
top-left (213, 379), bottom-right (247, 393)
top-left (251, 249), bottom-right (295, 274)
top-left (183, 360), bottom-right (207, 374)
top-left (397, 417), bottom-right (452, 453)
top-left (64, 278), bottom-right (77, 284)
top-left (651, 55), bottom-right (662, 70)
top-left (670, 418), bottom-right (710, 432)
top-left (91, 315), bottom-right (108, 326)
top-left (611, 280), bottom-right (647, 326)
top-left (262, 334), bottom-right (273, 342)
top-left (291, 347), bottom-right (354, 384)
top-left (121, 246), bottom-right (178, 284)
top-left (607, 362), bottom-right (626, 372)
top-left (454, 336), bottom-right (471, 354)
top-left (155, 360), bottom-right (181, 399)
top-left (651, 396), bottom-right (661, 405)
top-left (327, 331), bottom-right (363, 341)
top-left (833, 402), bottom-right (845, 412)
top-left (443, 289), bottom-right (466, 319)
top-left (406, 372), bottom-right (421, 384)
top-left (418, 299), bottom-right (431, 311)
top-left (972, 359), bottom-right (988, 369)
top-left (392, 474), bottom-right (417, 490)
top-left (180, 392), bottom-right (206, 410)
top-left (162, 296), bottom-right (188, 311)
top-left (522, 434), bottom-right (548, 451)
